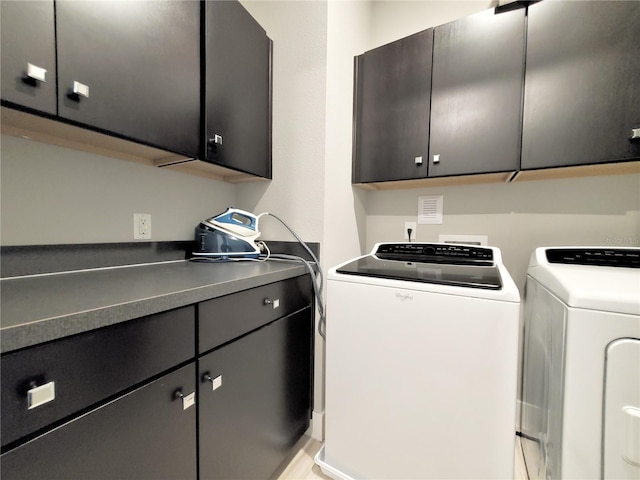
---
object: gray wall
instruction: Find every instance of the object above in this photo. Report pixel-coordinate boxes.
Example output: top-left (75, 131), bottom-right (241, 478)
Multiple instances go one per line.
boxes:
top-left (365, 174), bottom-right (640, 292)
top-left (1, 135), bottom-right (236, 245)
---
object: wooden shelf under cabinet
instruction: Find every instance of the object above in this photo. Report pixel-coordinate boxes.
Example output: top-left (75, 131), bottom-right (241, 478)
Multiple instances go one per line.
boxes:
top-left (354, 161), bottom-right (640, 191)
top-left (1, 107), bottom-right (267, 184)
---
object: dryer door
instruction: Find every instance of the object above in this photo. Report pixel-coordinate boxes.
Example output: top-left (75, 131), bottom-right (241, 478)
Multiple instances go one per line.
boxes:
top-left (603, 338), bottom-right (640, 479)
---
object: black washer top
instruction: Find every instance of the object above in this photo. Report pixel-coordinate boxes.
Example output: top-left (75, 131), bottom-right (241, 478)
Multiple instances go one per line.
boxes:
top-left (337, 243), bottom-right (502, 290)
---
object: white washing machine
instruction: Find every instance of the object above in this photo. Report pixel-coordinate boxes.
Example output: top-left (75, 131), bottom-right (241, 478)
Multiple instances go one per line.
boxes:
top-left (520, 247), bottom-right (640, 479)
top-left (316, 242), bottom-right (521, 479)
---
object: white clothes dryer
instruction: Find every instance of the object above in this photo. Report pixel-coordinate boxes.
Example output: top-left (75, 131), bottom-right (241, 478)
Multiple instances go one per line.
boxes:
top-left (316, 242), bottom-right (521, 479)
top-left (520, 247), bottom-right (640, 479)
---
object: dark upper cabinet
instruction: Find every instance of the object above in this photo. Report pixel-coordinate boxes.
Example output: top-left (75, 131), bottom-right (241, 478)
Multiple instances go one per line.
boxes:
top-left (428, 8), bottom-right (525, 177)
top-left (353, 30), bottom-right (434, 183)
top-left (204, 0), bottom-right (272, 178)
top-left (55, 1), bottom-right (200, 157)
top-left (522, 1), bottom-right (640, 169)
top-left (0, 1), bottom-right (57, 115)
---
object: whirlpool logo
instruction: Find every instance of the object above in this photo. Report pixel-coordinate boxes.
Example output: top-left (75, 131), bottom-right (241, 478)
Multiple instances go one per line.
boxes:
top-left (395, 292), bottom-right (414, 302)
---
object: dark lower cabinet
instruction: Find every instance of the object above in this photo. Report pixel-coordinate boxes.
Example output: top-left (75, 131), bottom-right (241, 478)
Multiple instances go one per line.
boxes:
top-left (353, 30), bottom-right (433, 183)
top-left (55, 0), bottom-right (200, 157)
top-left (522, 0), bottom-right (640, 169)
top-left (204, 0), bottom-right (272, 178)
top-left (0, 277), bottom-right (313, 480)
top-left (1, 306), bottom-right (195, 448)
top-left (0, 0), bottom-right (56, 115)
top-left (0, 364), bottom-right (197, 480)
top-left (198, 308), bottom-right (313, 480)
top-left (428, 8), bottom-right (525, 177)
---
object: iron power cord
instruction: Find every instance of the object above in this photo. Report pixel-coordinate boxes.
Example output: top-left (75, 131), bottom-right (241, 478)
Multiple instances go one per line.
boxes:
top-left (257, 212), bottom-right (326, 339)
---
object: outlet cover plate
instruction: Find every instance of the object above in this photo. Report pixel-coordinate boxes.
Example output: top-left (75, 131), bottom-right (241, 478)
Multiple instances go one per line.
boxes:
top-left (134, 213), bottom-right (151, 240)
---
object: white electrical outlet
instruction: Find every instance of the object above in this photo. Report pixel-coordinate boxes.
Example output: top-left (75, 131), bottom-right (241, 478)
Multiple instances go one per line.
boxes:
top-left (134, 213), bottom-right (152, 240)
top-left (404, 222), bottom-right (417, 241)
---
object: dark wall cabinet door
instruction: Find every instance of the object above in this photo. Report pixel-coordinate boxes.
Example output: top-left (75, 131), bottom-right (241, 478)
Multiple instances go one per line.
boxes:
top-left (199, 309), bottom-right (313, 479)
top-left (428, 8), bottom-right (525, 177)
top-left (55, 1), bottom-right (200, 157)
top-left (204, 0), bottom-right (272, 178)
top-left (522, 1), bottom-right (640, 169)
top-left (0, 0), bottom-right (56, 115)
top-left (353, 30), bottom-right (433, 183)
top-left (1, 364), bottom-right (197, 480)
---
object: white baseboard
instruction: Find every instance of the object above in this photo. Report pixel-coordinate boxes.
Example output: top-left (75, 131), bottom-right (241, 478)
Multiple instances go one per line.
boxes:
top-left (305, 410), bottom-right (324, 441)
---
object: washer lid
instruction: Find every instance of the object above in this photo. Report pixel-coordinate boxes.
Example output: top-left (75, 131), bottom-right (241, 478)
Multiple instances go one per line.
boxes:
top-left (528, 247), bottom-right (640, 315)
top-left (336, 243), bottom-right (502, 290)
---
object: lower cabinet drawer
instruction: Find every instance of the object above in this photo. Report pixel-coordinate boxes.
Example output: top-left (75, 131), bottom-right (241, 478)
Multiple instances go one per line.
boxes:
top-left (199, 275), bottom-right (312, 353)
top-left (1, 363), bottom-right (197, 480)
top-left (1, 306), bottom-right (195, 447)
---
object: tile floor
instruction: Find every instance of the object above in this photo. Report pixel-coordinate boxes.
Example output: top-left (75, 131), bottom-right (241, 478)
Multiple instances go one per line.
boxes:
top-left (276, 435), bottom-right (529, 480)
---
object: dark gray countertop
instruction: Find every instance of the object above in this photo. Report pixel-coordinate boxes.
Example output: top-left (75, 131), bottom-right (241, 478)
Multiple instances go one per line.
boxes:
top-left (0, 260), bottom-right (307, 354)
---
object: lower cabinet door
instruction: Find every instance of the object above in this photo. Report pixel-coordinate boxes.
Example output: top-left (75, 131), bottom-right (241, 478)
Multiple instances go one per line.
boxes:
top-left (199, 308), bottom-right (313, 479)
top-left (0, 364), bottom-right (197, 480)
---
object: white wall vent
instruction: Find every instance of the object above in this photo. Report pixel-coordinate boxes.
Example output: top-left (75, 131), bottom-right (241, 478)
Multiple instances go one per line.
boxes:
top-left (418, 195), bottom-right (443, 225)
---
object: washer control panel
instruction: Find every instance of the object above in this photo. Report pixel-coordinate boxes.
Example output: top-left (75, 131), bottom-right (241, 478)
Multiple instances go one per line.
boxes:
top-left (374, 243), bottom-right (494, 264)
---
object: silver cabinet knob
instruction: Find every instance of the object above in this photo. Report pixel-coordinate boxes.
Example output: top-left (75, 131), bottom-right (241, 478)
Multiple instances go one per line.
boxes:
top-left (72, 81), bottom-right (90, 98)
top-left (202, 372), bottom-right (222, 392)
top-left (27, 63), bottom-right (47, 83)
top-left (631, 128), bottom-right (640, 141)
top-left (209, 134), bottom-right (223, 145)
top-left (174, 389), bottom-right (195, 410)
top-left (27, 381), bottom-right (55, 410)
top-left (433, 154), bottom-right (440, 164)
top-left (264, 298), bottom-right (280, 309)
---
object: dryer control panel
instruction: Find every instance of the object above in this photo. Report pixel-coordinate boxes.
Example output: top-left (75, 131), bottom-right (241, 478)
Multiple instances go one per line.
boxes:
top-left (546, 248), bottom-right (640, 268)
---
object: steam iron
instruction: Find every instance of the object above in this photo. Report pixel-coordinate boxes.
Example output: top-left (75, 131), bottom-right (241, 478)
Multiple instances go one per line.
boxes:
top-left (193, 207), bottom-right (262, 259)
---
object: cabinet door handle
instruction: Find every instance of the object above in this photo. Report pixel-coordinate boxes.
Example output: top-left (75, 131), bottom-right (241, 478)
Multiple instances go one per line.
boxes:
top-left (264, 298), bottom-right (280, 309)
top-left (209, 134), bottom-right (223, 146)
top-left (201, 372), bottom-right (223, 392)
top-left (27, 381), bottom-right (55, 410)
top-left (26, 63), bottom-right (47, 83)
top-left (72, 81), bottom-right (90, 99)
top-left (631, 128), bottom-right (640, 141)
top-left (174, 389), bottom-right (195, 410)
